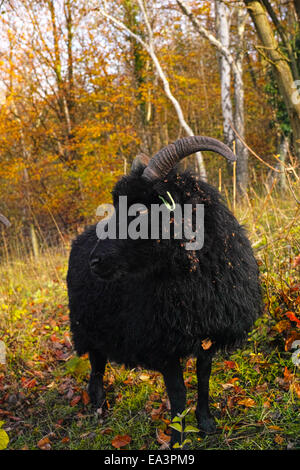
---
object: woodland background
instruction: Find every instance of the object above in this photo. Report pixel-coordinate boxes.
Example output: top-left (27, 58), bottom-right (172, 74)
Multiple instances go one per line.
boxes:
top-left (0, 0), bottom-right (298, 245)
top-left (0, 0), bottom-right (299, 451)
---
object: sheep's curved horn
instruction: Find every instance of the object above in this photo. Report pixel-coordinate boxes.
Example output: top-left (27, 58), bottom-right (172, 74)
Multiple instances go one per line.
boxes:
top-left (142, 136), bottom-right (236, 182)
top-left (0, 214), bottom-right (10, 227)
top-left (131, 153), bottom-right (150, 173)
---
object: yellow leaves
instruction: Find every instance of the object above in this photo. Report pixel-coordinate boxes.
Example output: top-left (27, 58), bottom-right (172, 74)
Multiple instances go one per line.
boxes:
top-left (237, 398), bottom-right (256, 408)
top-left (0, 422), bottom-right (9, 450)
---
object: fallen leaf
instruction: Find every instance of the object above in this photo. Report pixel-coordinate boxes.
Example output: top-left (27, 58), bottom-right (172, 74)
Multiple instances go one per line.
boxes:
top-left (61, 437), bottom-right (70, 443)
top-left (274, 434), bottom-right (284, 445)
top-left (237, 398), bottom-right (256, 407)
top-left (283, 366), bottom-right (294, 384)
top-left (290, 382), bottom-right (300, 399)
top-left (285, 332), bottom-right (300, 351)
top-left (224, 361), bottom-right (236, 370)
top-left (37, 437), bottom-right (51, 450)
top-left (156, 428), bottom-right (170, 448)
top-left (70, 395), bottom-right (81, 407)
top-left (201, 338), bottom-right (212, 350)
top-left (150, 405), bottom-right (164, 421)
top-left (82, 390), bottom-right (90, 405)
top-left (111, 434), bottom-right (131, 448)
top-left (292, 255), bottom-right (300, 268)
top-left (268, 425), bottom-right (282, 431)
top-left (0, 428), bottom-right (9, 450)
top-left (285, 312), bottom-right (300, 326)
top-left (274, 319), bottom-right (290, 333)
top-left (221, 383), bottom-right (235, 390)
top-left (21, 378), bottom-right (37, 389)
top-left (100, 428), bottom-right (113, 435)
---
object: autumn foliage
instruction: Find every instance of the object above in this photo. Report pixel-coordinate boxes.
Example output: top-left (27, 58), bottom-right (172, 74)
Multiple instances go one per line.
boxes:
top-left (0, 0), bottom-right (278, 240)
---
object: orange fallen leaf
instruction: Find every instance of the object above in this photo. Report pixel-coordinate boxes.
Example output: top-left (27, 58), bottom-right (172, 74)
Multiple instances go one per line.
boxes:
top-left (283, 366), bottom-right (294, 383)
top-left (224, 360), bottom-right (236, 370)
top-left (111, 434), bottom-right (131, 448)
top-left (274, 434), bottom-right (284, 445)
top-left (70, 395), bottom-right (81, 407)
top-left (274, 319), bottom-right (290, 333)
top-left (156, 428), bottom-right (170, 447)
top-left (201, 338), bottom-right (212, 350)
top-left (82, 390), bottom-right (90, 405)
top-left (268, 425), bottom-right (282, 431)
top-left (37, 437), bottom-right (51, 450)
top-left (61, 437), bottom-right (70, 443)
top-left (237, 398), bottom-right (256, 407)
top-left (21, 378), bottom-right (37, 389)
top-left (292, 255), bottom-right (300, 268)
top-left (285, 311), bottom-right (300, 326)
top-left (290, 382), bottom-right (300, 399)
top-left (150, 405), bottom-right (164, 421)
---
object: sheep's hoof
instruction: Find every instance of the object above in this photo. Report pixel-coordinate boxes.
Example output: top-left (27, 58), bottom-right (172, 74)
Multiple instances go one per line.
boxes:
top-left (88, 382), bottom-right (106, 410)
top-left (197, 414), bottom-right (217, 436)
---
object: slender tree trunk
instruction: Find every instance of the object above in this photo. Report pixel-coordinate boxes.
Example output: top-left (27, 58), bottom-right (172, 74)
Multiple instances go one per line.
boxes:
top-left (245, 0), bottom-right (300, 158)
top-left (234, 5), bottom-right (248, 192)
top-left (215, 1), bottom-right (234, 148)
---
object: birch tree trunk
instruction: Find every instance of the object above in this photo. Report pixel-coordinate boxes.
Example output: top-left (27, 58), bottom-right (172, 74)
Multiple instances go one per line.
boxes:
top-left (215, 1), bottom-right (234, 149)
top-left (98, 2), bottom-right (207, 180)
top-left (177, 0), bottom-right (248, 192)
top-left (234, 5), bottom-right (248, 192)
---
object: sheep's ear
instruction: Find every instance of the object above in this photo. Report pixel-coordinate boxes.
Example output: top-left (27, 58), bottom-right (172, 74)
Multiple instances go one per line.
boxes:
top-left (131, 153), bottom-right (150, 175)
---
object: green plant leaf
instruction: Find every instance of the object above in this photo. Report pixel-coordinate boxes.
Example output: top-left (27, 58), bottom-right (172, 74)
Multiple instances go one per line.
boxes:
top-left (172, 416), bottom-right (181, 423)
top-left (184, 425), bottom-right (199, 433)
top-left (169, 422), bottom-right (182, 432)
top-left (172, 442), bottom-right (181, 448)
top-left (182, 438), bottom-right (192, 445)
top-left (178, 407), bottom-right (191, 419)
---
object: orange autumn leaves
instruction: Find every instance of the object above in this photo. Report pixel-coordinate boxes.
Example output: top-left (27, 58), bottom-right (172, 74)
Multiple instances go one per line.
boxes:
top-left (272, 283), bottom-right (300, 352)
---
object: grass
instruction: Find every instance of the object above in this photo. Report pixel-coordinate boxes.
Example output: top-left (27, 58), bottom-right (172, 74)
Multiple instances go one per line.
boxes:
top-left (0, 183), bottom-right (299, 451)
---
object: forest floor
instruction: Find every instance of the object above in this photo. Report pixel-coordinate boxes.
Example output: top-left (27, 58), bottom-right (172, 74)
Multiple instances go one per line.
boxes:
top-left (0, 188), bottom-right (299, 451)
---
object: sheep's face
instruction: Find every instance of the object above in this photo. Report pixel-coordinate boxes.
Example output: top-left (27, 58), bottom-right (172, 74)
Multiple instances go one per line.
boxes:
top-left (89, 171), bottom-right (198, 281)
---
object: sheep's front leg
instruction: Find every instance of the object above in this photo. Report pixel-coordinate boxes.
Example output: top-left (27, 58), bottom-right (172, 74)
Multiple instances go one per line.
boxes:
top-left (162, 358), bottom-right (186, 448)
top-left (88, 350), bottom-right (106, 410)
top-left (195, 352), bottom-right (216, 434)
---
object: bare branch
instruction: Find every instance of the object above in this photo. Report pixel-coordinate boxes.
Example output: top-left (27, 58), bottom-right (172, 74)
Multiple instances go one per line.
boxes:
top-left (97, 5), bottom-right (207, 180)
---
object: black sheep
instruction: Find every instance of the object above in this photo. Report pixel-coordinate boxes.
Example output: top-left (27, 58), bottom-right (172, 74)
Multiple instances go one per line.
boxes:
top-left (67, 136), bottom-right (262, 447)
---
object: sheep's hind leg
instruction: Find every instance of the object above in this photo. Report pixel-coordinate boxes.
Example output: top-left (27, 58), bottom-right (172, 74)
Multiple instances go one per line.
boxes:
top-left (161, 358), bottom-right (186, 448)
top-left (88, 350), bottom-right (106, 410)
top-left (195, 352), bottom-right (216, 435)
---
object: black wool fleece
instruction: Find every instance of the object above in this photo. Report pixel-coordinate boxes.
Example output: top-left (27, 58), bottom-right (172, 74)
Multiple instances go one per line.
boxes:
top-left (67, 168), bottom-right (262, 371)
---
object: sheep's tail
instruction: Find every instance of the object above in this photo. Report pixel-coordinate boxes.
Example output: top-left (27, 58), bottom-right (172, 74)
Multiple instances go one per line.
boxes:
top-left (142, 136), bottom-right (236, 182)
